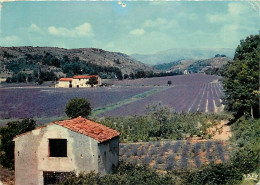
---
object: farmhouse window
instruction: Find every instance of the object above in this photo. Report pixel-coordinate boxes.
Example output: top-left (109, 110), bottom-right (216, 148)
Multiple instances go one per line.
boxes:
top-left (49, 139), bottom-right (67, 157)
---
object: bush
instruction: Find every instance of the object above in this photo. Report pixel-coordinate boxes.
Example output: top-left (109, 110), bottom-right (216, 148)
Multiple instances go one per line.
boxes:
top-left (99, 105), bottom-right (229, 142)
top-left (59, 163), bottom-right (175, 185)
top-left (65, 98), bottom-right (92, 118)
top-left (180, 117), bottom-right (260, 184)
top-left (0, 118), bottom-right (36, 169)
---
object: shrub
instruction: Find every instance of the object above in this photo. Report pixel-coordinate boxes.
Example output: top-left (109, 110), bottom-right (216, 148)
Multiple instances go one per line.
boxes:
top-left (155, 156), bottom-right (164, 164)
top-left (65, 98), bottom-right (92, 118)
top-left (60, 163), bottom-right (175, 185)
top-left (0, 118), bottom-right (36, 169)
top-left (142, 156), bottom-right (152, 166)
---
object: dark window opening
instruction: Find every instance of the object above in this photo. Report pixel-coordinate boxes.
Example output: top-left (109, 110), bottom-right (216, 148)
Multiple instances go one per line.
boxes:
top-left (43, 171), bottom-right (70, 185)
top-left (49, 139), bottom-right (67, 157)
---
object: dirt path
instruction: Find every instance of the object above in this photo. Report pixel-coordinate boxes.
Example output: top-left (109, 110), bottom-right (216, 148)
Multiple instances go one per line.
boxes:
top-left (210, 120), bottom-right (232, 140)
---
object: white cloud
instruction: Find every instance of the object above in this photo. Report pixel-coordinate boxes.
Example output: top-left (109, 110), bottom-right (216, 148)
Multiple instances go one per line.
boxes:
top-left (48, 22), bottom-right (94, 37)
top-left (28, 24), bottom-right (43, 34)
top-left (130, 28), bottom-right (145, 35)
top-left (208, 14), bottom-right (228, 23)
top-left (143, 18), bottom-right (178, 29)
top-left (228, 3), bottom-right (249, 16)
top-left (143, 18), bottom-right (167, 27)
top-left (0, 35), bottom-right (21, 46)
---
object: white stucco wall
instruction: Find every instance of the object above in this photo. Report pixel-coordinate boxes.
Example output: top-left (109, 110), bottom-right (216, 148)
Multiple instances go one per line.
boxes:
top-left (72, 79), bottom-right (91, 88)
top-left (56, 81), bottom-right (71, 88)
top-left (97, 137), bottom-right (119, 175)
top-left (56, 77), bottom-right (101, 88)
top-left (14, 124), bottom-right (100, 185)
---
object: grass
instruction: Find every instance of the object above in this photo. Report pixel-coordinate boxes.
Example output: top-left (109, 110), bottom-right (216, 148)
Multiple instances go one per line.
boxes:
top-left (91, 87), bottom-right (170, 116)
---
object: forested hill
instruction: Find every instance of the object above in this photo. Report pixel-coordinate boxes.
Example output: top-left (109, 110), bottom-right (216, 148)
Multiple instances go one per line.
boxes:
top-left (0, 46), bottom-right (151, 82)
top-left (153, 55), bottom-right (232, 74)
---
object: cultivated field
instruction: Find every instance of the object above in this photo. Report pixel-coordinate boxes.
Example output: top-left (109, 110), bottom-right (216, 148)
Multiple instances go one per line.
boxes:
top-left (0, 74), bottom-right (225, 124)
top-left (119, 140), bottom-right (230, 171)
top-left (99, 74), bottom-right (224, 117)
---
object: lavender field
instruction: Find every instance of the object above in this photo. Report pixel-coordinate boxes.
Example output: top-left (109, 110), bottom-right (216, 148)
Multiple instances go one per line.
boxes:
top-left (99, 74), bottom-right (224, 117)
top-left (0, 86), bottom-right (155, 119)
top-left (0, 74), bottom-right (225, 122)
top-left (119, 140), bottom-right (230, 171)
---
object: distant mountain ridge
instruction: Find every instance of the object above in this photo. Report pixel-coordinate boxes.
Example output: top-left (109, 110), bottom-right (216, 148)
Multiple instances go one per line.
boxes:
top-left (131, 48), bottom-right (235, 65)
top-left (153, 56), bottom-right (232, 73)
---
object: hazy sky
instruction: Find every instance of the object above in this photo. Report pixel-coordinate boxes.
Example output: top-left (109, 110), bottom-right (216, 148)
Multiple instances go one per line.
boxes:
top-left (0, 1), bottom-right (259, 55)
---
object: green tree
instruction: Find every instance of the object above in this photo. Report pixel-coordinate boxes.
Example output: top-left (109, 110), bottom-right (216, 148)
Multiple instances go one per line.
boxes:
top-left (223, 34), bottom-right (260, 119)
top-left (88, 76), bottom-right (98, 87)
top-left (0, 118), bottom-right (36, 169)
top-left (65, 98), bottom-right (92, 118)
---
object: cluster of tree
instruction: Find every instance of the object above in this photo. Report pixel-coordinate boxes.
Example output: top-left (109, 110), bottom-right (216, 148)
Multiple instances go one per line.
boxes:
top-left (61, 58), bottom-right (123, 80)
top-left (65, 98), bottom-right (92, 119)
top-left (5, 53), bottom-right (124, 83)
top-left (99, 104), bottom-right (230, 142)
top-left (6, 70), bottom-right (57, 84)
top-left (58, 163), bottom-right (174, 185)
top-left (125, 70), bottom-right (182, 80)
top-left (204, 65), bottom-right (227, 76)
top-left (214, 54), bottom-right (227, 58)
top-left (222, 34), bottom-right (259, 119)
top-left (187, 59), bottom-right (213, 73)
top-left (152, 60), bottom-right (182, 71)
top-left (0, 119), bottom-right (36, 169)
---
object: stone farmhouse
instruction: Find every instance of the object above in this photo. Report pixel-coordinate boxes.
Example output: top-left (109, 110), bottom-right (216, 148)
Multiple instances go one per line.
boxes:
top-left (56, 75), bottom-right (102, 88)
top-left (13, 117), bottom-right (120, 185)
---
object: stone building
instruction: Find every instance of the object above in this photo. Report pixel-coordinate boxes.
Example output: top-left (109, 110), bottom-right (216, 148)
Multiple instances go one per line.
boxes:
top-left (13, 117), bottom-right (120, 185)
top-left (56, 75), bottom-right (102, 88)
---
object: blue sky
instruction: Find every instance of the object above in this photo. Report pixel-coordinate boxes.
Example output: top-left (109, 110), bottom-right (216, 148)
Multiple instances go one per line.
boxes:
top-left (0, 1), bottom-right (259, 55)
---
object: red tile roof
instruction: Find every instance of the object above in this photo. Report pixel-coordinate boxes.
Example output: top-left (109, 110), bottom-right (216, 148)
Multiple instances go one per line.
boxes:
top-left (55, 117), bottom-right (119, 142)
top-left (73, 75), bottom-right (99, 79)
top-left (13, 117), bottom-right (120, 142)
top-left (59, 78), bottom-right (73, 81)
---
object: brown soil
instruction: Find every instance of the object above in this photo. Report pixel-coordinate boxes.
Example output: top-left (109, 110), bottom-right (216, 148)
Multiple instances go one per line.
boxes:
top-left (211, 120), bottom-right (232, 140)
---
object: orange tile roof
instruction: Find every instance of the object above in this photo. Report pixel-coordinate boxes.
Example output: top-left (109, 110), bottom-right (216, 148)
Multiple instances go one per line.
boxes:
top-left (54, 117), bottom-right (119, 142)
top-left (13, 117), bottom-right (120, 142)
top-left (59, 78), bottom-right (73, 81)
top-left (73, 75), bottom-right (99, 79)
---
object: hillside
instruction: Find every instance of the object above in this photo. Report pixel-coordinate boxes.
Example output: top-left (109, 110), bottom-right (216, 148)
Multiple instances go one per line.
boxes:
top-left (131, 48), bottom-right (234, 65)
top-left (153, 56), bottom-right (232, 73)
top-left (0, 46), bottom-right (151, 80)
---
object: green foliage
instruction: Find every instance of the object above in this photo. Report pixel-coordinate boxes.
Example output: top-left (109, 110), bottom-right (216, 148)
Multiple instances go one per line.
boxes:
top-left (0, 118), bottom-right (36, 169)
top-left (88, 77), bottom-right (98, 87)
top-left (59, 163), bottom-right (175, 185)
top-left (5, 52), bottom-right (124, 83)
top-left (153, 60), bottom-right (182, 71)
top-left (65, 98), bottom-right (92, 118)
top-left (179, 117), bottom-right (260, 185)
top-left (183, 163), bottom-right (242, 185)
top-left (223, 34), bottom-right (260, 119)
top-left (99, 105), bottom-right (229, 142)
